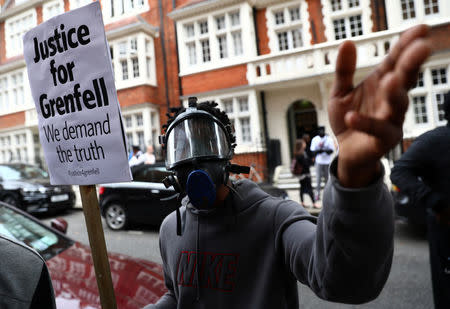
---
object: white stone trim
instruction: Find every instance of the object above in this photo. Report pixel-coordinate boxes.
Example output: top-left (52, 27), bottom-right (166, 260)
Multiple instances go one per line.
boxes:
top-left (102, 0), bottom-right (150, 25)
top-left (0, 128), bottom-right (35, 164)
top-left (42, 0), bottom-right (64, 22)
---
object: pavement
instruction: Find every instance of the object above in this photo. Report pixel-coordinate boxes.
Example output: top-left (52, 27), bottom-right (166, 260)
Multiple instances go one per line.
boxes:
top-left (286, 188), bottom-right (322, 216)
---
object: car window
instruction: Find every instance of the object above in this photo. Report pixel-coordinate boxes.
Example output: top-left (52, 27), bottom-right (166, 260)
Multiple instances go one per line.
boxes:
top-left (0, 165), bottom-right (48, 180)
top-left (0, 205), bottom-right (73, 260)
top-left (133, 166), bottom-right (171, 183)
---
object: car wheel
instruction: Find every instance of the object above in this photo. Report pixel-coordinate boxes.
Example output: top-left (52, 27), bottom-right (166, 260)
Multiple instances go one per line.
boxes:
top-left (105, 203), bottom-right (128, 230)
top-left (3, 195), bottom-right (20, 208)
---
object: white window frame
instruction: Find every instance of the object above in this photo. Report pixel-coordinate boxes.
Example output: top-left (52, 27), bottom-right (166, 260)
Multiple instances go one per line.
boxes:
top-left (122, 106), bottom-right (160, 153)
top-left (266, 0), bottom-right (311, 53)
top-left (69, 0), bottom-right (93, 10)
top-left (43, 0), bottom-right (65, 21)
top-left (5, 9), bottom-right (37, 58)
top-left (386, 0), bottom-right (446, 30)
top-left (406, 61), bottom-right (450, 136)
top-left (184, 90), bottom-right (263, 153)
top-left (0, 68), bottom-right (33, 116)
top-left (177, 3), bottom-right (257, 76)
top-left (102, 0), bottom-right (150, 24)
top-left (0, 130), bottom-right (33, 164)
top-left (321, 0), bottom-right (372, 42)
top-left (109, 33), bottom-right (157, 90)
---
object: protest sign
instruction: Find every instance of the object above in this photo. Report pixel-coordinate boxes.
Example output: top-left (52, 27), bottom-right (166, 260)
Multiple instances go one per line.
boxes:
top-left (23, 1), bottom-right (131, 185)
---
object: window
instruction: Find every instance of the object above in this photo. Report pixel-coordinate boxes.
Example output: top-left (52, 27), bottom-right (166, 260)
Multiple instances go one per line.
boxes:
top-left (431, 67), bottom-right (447, 85)
top-left (330, 0), bottom-right (342, 11)
top-left (220, 96), bottom-right (252, 144)
top-left (10, 72), bottom-right (24, 107)
top-left (401, 0), bottom-right (416, 20)
top-left (69, 0), bottom-right (92, 10)
top-left (270, 3), bottom-right (305, 52)
top-left (5, 10), bottom-right (36, 58)
top-left (110, 34), bottom-right (156, 87)
top-left (43, 0), bottom-right (64, 21)
top-left (323, 0), bottom-right (366, 42)
top-left (435, 92), bottom-right (446, 122)
top-left (0, 132), bottom-right (30, 164)
top-left (413, 96), bottom-right (428, 124)
top-left (0, 77), bottom-right (8, 113)
top-left (123, 108), bottom-right (160, 152)
top-left (106, 0), bottom-right (148, 19)
top-left (415, 71), bottom-right (424, 88)
top-left (180, 9), bottom-right (245, 69)
top-left (0, 71), bottom-right (25, 113)
top-left (423, 0), bottom-right (439, 15)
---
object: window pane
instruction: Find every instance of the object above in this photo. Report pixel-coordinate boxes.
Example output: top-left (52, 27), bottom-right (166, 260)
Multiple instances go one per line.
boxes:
top-left (130, 38), bottom-right (138, 51)
top-left (217, 35), bottom-right (228, 59)
top-left (185, 24), bottom-right (195, 37)
top-left (132, 58), bottom-right (139, 78)
top-left (349, 15), bottom-right (363, 37)
top-left (277, 32), bottom-right (289, 51)
top-left (401, 0), bottom-right (416, 20)
top-left (274, 11), bottom-right (285, 25)
top-left (187, 42), bottom-right (196, 65)
top-left (125, 116), bottom-right (132, 128)
top-left (230, 12), bottom-right (240, 26)
top-left (119, 42), bottom-right (127, 55)
top-left (222, 99), bottom-right (233, 113)
top-left (435, 93), bottom-right (446, 122)
top-left (146, 57), bottom-right (151, 78)
top-left (216, 16), bottom-right (225, 30)
top-left (431, 68), bottom-right (447, 85)
top-left (238, 97), bottom-right (248, 112)
top-left (292, 28), bottom-right (303, 48)
top-left (330, 0), bottom-right (342, 11)
top-left (201, 40), bottom-right (211, 62)
top-left (121, 60), bottom-right (128, 80)
top-left (240, 117), bottom-right (251, 142)
top-left (424, 0), bottom-right (439, 15)
top-left (333, 19), bottom-right (346, 40)
top-left (232, 32), bottom-right (243, 56)
top-left (348, 0), bottom-right (360, 8)
top-left (289, 7), bottom-right (300, 21)
top-left (136, 114), bottom-right (143, 126)
top-left (413, 96), bottom-right (428, 124)
top-left (415, 72), bottom-right (424, 88)
top-left (199, 21), bottom-right (208, 34)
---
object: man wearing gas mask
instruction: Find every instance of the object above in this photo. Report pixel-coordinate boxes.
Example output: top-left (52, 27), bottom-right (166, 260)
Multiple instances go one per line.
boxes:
top-left (145, 24), bottom-right (431, 308)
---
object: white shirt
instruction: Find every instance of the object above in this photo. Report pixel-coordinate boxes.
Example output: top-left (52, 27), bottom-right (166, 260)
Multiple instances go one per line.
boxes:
top-left (310, 135), bottom-right (335, 165)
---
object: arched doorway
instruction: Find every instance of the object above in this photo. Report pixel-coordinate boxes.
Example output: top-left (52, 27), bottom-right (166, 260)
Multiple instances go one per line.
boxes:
top-left (287, 100), bottom-right (318, 157)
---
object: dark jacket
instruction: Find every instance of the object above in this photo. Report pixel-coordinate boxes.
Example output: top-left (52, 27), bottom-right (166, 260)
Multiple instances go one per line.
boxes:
top-left (146, 158), bottom-right (394, 308)
top-left (391, 124), bottom-right (450, 213)
top-left (0, 235), bottom-right (56, 309)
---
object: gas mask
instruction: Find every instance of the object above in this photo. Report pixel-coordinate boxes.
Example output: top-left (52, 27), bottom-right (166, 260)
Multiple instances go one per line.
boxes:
top-left (159, 98), bottom-right (249, 210)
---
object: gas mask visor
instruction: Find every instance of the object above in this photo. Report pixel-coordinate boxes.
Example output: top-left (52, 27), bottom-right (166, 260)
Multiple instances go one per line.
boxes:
top-left (165, 112), bottom-right (232, 170)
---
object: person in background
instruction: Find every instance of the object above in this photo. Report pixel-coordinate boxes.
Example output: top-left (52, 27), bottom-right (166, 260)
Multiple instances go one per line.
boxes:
top-left (142, 144), bottom-right (156, 165)
top-left (292, 139), bottom-right (319, 209)
top-left (128, 145), bottom-right (143, 167)
top-left (0, 234), bottom-right (56, 308)
top-left (390, 91), bottom-right (450, 309)
top-left (310, 126), bottom-right (335, 201)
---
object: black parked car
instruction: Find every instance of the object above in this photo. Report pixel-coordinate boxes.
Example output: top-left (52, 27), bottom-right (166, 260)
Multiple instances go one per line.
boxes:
top-left (0, 163), bottom-right (76, 214)
top-left (99, 162), bottom-right (289, 230)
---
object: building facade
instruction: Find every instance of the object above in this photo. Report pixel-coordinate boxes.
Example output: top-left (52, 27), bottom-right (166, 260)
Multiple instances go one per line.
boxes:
top-left (0, 0), bottom-right (449, 181)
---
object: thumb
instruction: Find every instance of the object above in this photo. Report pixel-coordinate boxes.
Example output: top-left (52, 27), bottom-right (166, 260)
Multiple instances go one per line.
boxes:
top-left (331, 41), bottom-right (357, 97)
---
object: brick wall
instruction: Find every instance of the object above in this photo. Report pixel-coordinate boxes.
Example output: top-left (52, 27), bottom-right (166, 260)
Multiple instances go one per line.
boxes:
top-left (255, 8), bottom-right (270, 55)
top-left (0, 22), bottom-right (4, 63)
top-left (0, 111), bottom-right (25, 129)
top-left (181, 65), bottom-right (248, 95)
top-left (307, 0), bottom-right (326, 44)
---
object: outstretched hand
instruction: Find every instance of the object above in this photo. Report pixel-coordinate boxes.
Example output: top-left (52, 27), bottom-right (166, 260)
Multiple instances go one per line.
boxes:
top-left (328, 25), bottom-right (432, 187)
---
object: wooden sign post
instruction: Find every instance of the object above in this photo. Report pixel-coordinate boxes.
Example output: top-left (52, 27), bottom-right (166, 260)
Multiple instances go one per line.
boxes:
top-left (80, 185), bottom-right (117, 309)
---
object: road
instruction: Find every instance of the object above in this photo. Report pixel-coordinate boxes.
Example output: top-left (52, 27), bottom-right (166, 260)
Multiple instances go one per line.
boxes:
top-left (40, 209), bottom-right (433, 309)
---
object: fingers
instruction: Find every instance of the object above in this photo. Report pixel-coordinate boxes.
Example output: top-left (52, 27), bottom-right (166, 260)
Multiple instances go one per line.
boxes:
top-left (332, 41), bottom-right (357, 97)
top-left (344, 111), bottom-right (402, 147)
top-left (394, 38), bottom-right (432, 90)
top-left (376, 24), bottom-right (429, 77)
top-left (379, 72), bottom-right (409, 124)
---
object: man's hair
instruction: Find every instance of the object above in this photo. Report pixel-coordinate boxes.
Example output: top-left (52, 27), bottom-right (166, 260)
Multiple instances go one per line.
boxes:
top-left (444, 90), bottom-right (450, 122)
top-left (162, 100), bottom-right (237, 151)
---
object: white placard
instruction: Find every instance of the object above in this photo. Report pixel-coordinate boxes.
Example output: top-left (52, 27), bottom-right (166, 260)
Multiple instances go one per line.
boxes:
top-left (23, 2), bottom-right (132, 185)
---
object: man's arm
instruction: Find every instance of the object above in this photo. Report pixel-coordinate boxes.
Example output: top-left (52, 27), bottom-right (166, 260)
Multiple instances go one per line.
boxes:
top-left (277, 159), bottom-right (394, 303)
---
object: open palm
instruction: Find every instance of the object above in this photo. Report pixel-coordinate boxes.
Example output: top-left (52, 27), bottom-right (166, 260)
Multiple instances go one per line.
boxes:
top-left (328, 25), bottom-right (431, 186)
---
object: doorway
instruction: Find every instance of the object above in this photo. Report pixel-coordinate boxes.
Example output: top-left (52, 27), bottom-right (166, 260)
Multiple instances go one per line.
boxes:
top-left (287, 100), bottom-right (318, 157)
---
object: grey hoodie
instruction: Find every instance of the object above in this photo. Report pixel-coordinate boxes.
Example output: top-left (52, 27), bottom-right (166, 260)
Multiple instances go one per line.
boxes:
top-left (145, 159), bottom-right (394, 308)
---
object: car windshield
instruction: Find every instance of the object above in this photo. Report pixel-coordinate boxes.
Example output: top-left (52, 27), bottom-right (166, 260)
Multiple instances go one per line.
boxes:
top-left (0, 165), bottom-right (49, 180)
top-left (0, 204), bottom-right (74, 260)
